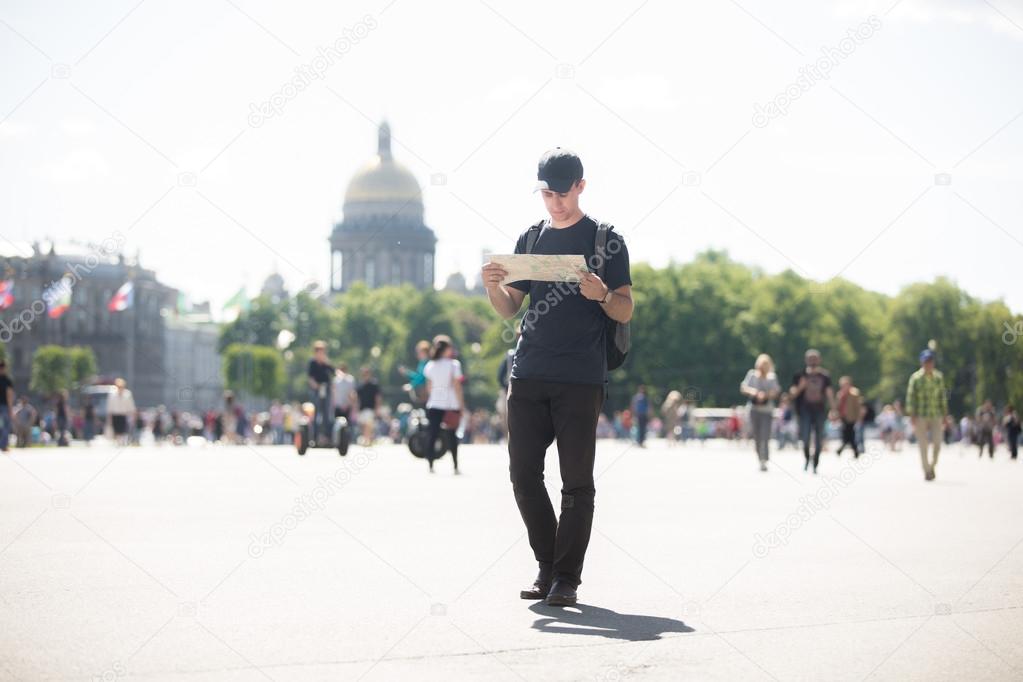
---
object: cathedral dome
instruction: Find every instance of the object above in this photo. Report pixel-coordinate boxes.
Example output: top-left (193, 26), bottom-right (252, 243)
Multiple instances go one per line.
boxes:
top-left (342, 121), bottom-right (423, 222)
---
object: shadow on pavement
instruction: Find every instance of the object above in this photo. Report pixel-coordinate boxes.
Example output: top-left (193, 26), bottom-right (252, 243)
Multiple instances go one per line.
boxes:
top-left (528, 603), bottom-right (695, 641)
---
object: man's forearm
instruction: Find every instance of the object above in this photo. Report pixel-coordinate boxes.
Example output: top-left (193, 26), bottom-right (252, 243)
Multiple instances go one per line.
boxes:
top-left (600, 291), bottom-right (633, 323)
top-left (487, 286), bottom-right (520, 319)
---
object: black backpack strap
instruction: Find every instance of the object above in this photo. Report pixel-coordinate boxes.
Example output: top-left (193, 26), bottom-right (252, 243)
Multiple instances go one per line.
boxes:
top-left (594, 221), bottom-right (613, 280)
top-left (524, 219), bottom-right (548, 254)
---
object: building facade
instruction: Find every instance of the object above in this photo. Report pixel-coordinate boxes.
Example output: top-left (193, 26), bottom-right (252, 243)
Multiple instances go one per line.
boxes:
top-left (329, 122), bottom-right (437, 291)
top-left (0, 241), bottom-right (216, 408)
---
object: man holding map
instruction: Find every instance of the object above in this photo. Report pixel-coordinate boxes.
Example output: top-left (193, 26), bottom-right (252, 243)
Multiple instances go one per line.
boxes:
top-left (480, 147), bottom-right (633, 606)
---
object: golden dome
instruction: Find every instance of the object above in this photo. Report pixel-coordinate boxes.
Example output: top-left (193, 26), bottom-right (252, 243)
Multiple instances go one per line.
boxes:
top-left (343, 122), bottom-right (423, 208)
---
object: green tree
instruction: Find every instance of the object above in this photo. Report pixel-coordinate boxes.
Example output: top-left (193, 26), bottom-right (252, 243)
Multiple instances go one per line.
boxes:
top-left (223, 344), bottom-right (284, 400)
top-left (30, 345), bottom-right (72, 395)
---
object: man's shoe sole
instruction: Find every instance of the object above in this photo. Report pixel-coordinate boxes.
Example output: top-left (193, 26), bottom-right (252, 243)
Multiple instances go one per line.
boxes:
top-left (545, 593), bottom-right (577, 606)
top-left (520, 587), bottom-right (550, 600)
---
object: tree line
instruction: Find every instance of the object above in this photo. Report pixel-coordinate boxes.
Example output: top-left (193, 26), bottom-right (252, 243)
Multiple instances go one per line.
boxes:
top-left (220, 250), bottom-right (1023, 416)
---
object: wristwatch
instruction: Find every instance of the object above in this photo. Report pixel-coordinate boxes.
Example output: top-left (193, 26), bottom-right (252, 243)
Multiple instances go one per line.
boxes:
top-left (600, 287), bottom-right (613, 304)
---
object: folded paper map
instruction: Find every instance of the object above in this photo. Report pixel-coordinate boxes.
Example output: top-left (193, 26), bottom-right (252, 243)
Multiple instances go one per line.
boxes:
top-left (488, 254), bottom-right (589, 284)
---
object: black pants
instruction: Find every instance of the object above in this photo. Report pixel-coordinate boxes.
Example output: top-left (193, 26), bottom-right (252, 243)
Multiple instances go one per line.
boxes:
top-left (837, 420), bottom-right (859, 457)
top-left (978, 428), bottom-right (994, 458)
top-left (507, 378), bottom-right (605, 588)
top-left (1008, 429), bottom-right (1020, 459)
top-left (426, 407), bottom-right (458, 471)
top-left (636, 413), bottom-right (648, 445)
top-left (798, 406), bottom-right (827, 470)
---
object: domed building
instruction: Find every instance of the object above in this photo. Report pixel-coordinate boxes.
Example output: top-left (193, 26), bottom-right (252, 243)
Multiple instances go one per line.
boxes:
top-left (329, 122), bottom-right (437, 291)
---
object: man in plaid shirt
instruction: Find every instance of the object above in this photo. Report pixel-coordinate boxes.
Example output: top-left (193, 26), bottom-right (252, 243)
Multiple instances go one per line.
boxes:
top-left (905, 349), bottom-right (948, 481)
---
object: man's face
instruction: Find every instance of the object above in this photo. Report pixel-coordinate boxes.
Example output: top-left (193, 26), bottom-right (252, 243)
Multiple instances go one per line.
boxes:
top-left (922, 358), bottom-right (934, 372)
top-left (805, 354), bottom-right (820, 370)
top-left (541, 180), bottom-right (585, 221)
top-left (315, 348), bottom-right (326, 362)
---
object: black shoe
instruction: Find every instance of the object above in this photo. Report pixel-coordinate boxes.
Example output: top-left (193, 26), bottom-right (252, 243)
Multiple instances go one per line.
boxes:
top-left (545, 580), bottom-right (577, 607)
top-left (519, 567), bottom-right (553, 600)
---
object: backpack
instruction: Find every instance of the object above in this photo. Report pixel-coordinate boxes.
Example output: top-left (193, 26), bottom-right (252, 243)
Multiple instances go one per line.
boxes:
top-left (524, 218), bottom-right (630, 371)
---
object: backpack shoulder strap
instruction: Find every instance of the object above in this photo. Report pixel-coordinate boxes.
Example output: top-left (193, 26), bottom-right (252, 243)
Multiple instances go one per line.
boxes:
top-left (594, 221), bottom-right (614, 279)
top-left (525, 219), bottom-right (547, 254)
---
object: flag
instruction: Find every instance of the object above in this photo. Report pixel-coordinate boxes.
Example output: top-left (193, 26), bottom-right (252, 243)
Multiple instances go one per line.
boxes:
top-left (176, 291), bottom-right (189, 315)
top-left (222, 286), bottom-right (249, 322)
top-left (0, 280), bottom-right (13, 310)
top-left (45, 277), bottom-right (73, 318)
top-left (107, 281), bottom-right (134, 312)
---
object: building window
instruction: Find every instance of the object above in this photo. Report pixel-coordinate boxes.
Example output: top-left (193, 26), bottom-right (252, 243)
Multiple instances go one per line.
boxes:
top-left (365, 259), bottom-right (375, 288)
top-left (423, 253), bottom-right (433, 288)
top-left (392, 255), bottom-right (402, 285)
top-left (332, 250), bottom-right (343, 290)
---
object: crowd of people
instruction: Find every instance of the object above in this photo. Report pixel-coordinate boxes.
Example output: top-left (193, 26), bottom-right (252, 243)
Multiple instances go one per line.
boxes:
top-left (1, 346), bottom-right (1020, 472)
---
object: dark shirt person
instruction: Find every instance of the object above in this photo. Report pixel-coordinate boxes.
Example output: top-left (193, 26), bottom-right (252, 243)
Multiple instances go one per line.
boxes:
top-left (307, 341), bottom-right (334, 442)
top-left (0, 361), bottom-right (14, 451)
top-left (480, 147), bottom-right (633, 607)
top-left (790, 348), bottom-right (834, 474)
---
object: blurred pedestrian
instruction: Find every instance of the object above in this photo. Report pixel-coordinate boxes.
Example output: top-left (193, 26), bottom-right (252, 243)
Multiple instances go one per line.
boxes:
top-left (740, 354), bottom-right (781, 471)
top-left (835, 376), bottom-right (862, 458)
top-left (422, 335), bottom-right (465, 474)
top-left (631, 385), bottom-right (650, 446)
top-left (0, 360), bottom-right (13, 451)
top-left (106, 378), bottom-right (136, 447)
top-left (905, 349), bottom-right (948, 481)
top-left (1003, 405), bottom-right (1020, 460)
top-left (790, 349), bottom-right (834, 474)
top-left (975, 399), bottom-right (997, 458)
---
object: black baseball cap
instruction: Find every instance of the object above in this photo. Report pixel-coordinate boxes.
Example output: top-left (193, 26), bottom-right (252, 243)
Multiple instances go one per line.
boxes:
top-left (533, 147), bottom-right (583, 193)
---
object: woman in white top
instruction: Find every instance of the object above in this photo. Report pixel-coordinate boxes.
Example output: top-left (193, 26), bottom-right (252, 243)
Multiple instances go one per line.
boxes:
top-left (106, 377), bottom-right (136, 447)
top-left (740, 354), bottom-right (781, 471)
top-left (423, 335), bottom-right (465, 473)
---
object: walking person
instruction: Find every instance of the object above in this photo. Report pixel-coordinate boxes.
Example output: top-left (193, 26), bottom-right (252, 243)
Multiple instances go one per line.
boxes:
top-left (422, 335), bottom-right (465, 474)
top-left (835, 376), bottom-right (863, 458)
top-left (740, 354), bottom-right (781, 471)
top-left (106, 378), bottom-right (136, 447)
top-left (0, 360), bottom-right (13, 451)
top-left (1003, 405), bottom-right (1020, 460)
top-left (631, 385), bottom-right (650, 447)
top-left (332, 362), bottom-right (357, 423)
top-left (905, 349), bottom-right (948, 481)
top-left (307, 341), bottom-right (334, 444)
top-left (480, 146), bottom-right (633, 606)
top-left (975, 399), bottom-right (997, 458)
top-left (355, 367), bottom-right (381, 445)
top-left (790, 349), bottom-right (834, 474)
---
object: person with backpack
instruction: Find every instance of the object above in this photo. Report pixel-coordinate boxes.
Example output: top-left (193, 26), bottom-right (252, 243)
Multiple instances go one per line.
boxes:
top-left (790, 348), bottom-right (834, 474)
top-left (479, 147), bottom-right (633, 607)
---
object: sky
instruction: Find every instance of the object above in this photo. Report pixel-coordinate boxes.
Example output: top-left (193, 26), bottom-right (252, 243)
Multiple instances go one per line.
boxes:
top-left (2, 0), bottom-right (1022, 316)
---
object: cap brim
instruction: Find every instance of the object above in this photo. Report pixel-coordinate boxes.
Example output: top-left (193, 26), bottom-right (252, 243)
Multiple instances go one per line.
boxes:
top-left (533, 179), bottom-right (574, 193)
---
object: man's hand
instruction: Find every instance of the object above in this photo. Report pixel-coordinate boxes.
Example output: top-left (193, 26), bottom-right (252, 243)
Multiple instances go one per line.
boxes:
top-left (480, 262), bottom-right (509, 291)
top-left (579, 272), bottom-right (608, 301)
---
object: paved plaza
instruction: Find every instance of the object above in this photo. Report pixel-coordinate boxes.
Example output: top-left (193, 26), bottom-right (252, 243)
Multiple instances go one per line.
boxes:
top-left (2, 438), bottom-right (1022, 681)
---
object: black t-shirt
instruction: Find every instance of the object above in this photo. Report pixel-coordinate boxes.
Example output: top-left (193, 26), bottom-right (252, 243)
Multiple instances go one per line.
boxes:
top-left (508, 215), bottom-right (631, 385)
top-left (356, 381), bottom-right (380, 410)
top-left (0, 375), bottom-right (11, 407)
top-left (307, 360), bottom-right (333, 386)
top-left (792, 370), bottom-right (831, 411)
